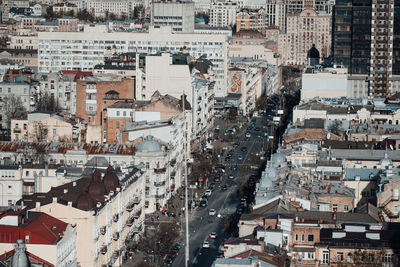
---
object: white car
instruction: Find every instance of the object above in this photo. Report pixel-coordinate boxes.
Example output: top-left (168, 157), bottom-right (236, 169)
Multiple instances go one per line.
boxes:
top-left (205, 189), bottom-right (212, 196)
top-left (210, 232), bottom-right (217, 239)
top-left (209, 209), bottom-right (216, 216)
top-left (202, 241), bottom-right (210, 248)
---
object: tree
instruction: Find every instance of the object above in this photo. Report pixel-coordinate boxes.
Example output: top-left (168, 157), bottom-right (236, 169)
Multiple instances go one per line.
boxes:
top-left (133, 4), bottom-right (145, 19)
top-left (35, 91), bottom-right (61, 113)
top-left (3, 94), bottom-right (26, 128)
top-left (77, 9), bottom-right (95, 22)
top-left (30, 121), bottom-right (48, 143)
top-left (134, 221), bottom-right (180, 264)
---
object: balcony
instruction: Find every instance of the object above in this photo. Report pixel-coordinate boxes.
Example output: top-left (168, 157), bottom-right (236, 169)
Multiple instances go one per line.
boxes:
top-left (155, 194), bottom-right (165, 199)
top-left (170, 159), bottom-right (176, 167)
top-left (13, 128), bottom-right (21, 133)
top-left (113, 232), bottom-right (119, 241)
top-left (154, 181), bottom-right (166, 187)
top-left (126, 217), bottom-right (134, 227)
top-left (100, 245), bottom-right (107, 255)
top-left (154, 167), bottom-right (166, 174)
top-left (133, 209), bottom-right (142, 219)
top-left (100, 226), bottom-right (106, 235)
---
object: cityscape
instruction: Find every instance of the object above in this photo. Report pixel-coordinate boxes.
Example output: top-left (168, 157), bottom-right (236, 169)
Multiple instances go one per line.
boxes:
top-left (0, 0), bottom-right (399, 266)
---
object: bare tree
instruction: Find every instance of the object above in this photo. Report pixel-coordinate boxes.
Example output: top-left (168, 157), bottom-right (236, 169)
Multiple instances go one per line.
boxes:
top-left (35, 91), bottom-right (61, 113)
top-left (134, 220), bottom-right (180, 264)
top-left (3, 94), bottom-right (26, 128)
top-left (30, 121), bottom-right (48, 143)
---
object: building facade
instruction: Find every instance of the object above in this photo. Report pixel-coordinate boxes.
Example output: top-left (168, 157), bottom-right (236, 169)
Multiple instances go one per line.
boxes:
top-left (151, 1), bottom-right (195, 32)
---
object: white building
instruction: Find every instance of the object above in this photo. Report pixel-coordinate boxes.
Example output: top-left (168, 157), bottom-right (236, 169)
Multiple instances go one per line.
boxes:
top-left (151, 1), bottom-right (195, 33)
top-left (0, 81), bottom-right (35, 129)
top-left (209, 0), bottom-right (239, 27)
top-left (8, 35), bottom-right (38, 50)
top-left (38, 26), bottom-right (228, 97)
top-left (86, 0), bottom-right (136, 18)
top-left (301, 66), bottom-right (370, 101)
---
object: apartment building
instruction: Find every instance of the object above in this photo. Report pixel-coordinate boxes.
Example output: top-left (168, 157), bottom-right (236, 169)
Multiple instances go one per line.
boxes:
top-left (332, 0), bottom-right (400, 97)
top-left (209, 0), bottom-right (239, 27)
top-left (37, 26), bottom-right (228, 97)
top-left (1, 0), bottom-right (29, 22)
top-left (236, 8), bottom-right (267, 34)
top-left (86, 0), bottom-right (136, 18)
top-left (75, 76), bottom-right (135, 142)
top-left (151, 1), bottom-right (195, 32)
top-left (20, 166), bottom-right (145, 267)
top-left (36, 70), bottom-right (93, 115)
top-left (280, 7), bottom-right (331, 65)
top-left (11, 112), bottom-right (82, 142)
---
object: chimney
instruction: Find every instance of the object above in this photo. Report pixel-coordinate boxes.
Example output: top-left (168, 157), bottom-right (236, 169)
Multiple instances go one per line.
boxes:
top-left (52, 197), bottom-right (57, 203)
top-left (72, 181), bottom-right (77, 187)
top-left (67, 201), bottom-right (72, 206)
top-left (63, 189), bottom-right (68, 194)
top-left (35, 202), bottom-right (40, 208)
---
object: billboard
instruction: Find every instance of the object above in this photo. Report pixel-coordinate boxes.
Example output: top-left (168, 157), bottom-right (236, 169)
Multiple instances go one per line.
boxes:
top-left (229, 71), bottom-right (244, 94)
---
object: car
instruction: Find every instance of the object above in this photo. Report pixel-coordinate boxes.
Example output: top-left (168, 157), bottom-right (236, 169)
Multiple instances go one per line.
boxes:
top-left (255, 127), bottom-right (260, 131)
top-left (229, 173), bottom-right (234, 179)
top-left (205, 189), bottom-right (212, 196)
top-left (210, 232), bottom-right (217, 239)
top-left (203, 241), bottom-right (210, 248)
top-left (245, 132), bottom-right (251, 138)
top-left (163, 255), bottom-right (173, 266)
top-left (232, 164), bottom-right (238, 171)
top-left (234, 141), bottom-right (240, 148)
top-left (221, 185), bottom-right (227, 191)
top-left (245, 136), bottom-right (250, 141)
top-left (241, 146), bottom-right (247, 152)
top-left (238, 155), bottom-right (243, 161)
top-left (200, 199), bottom-right (208, 207)
top-left (209, 183), bottom-right (216, 189)
top-left (168, 252), bottom-right (177, 258)
top-left (228, 149), bottom-right (235, 156)
top-left (236, 207), bottom-right (243, 215)
top-left (172, 243), bottom-right (181, 252)
top-left (209, 209), bottom-right (216, 216)
top-left (225, 156), bottom-right (231, 162)
top-left (216, 164), bottom-right (225, 169)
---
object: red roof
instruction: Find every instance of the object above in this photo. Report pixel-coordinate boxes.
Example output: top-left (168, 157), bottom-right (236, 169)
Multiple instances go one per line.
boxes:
top-left (0, 213), bottom-right (68, 245)
top-left (61, 70), bottom-right (92, 82)
top-left (0, 249), bottom-right (54, 267)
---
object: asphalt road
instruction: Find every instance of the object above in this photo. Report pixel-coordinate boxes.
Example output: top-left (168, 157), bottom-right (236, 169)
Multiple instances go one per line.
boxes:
top-left (171, 115), bottom-right (273, 267)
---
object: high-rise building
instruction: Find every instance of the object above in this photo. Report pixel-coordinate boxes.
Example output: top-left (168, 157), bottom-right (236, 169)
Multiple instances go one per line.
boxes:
top-left (151, 1), bottom-right (195, 33)
top-left (209, 0), bottom-right (239, 27)
top-left (332, 0), bottom-right (400, 97)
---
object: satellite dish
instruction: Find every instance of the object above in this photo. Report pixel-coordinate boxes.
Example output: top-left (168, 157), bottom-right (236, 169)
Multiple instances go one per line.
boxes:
top-left (326, 133), bottom-right (331, 140)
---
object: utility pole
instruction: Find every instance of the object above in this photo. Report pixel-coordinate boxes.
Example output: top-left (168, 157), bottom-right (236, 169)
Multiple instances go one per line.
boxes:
top-left (183, 93), bottom-right (190, 267)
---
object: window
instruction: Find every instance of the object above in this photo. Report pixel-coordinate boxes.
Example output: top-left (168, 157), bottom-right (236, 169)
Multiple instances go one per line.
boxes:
top-left (301, 234), bottom-right (305, 242)
top-left (146, 162), bottom-right (150, 169)
top-left (25, 171), bottom-right (29, 176)
top-left (337, 252), bottom-right (343, 261)
top-left (8, 200), bottom-right (12, 206)
top-left (8, 185), bottom-right (12, 193)
top-left (333, 204), bottom-right (338, 212)
top-left (23, 124), bottom-right (27, 130)
top-left (44, 129), bottom-right (48, 136)
top-left (323, 251), bottom-right (329, 264)
top-left (123, 111), bottom-right (126, 116)
top-left (308, 234), bottom-right (314, 242)
top-left (344, 205), bottom-right (349, 212)
top-left (347, 253), bottom-right (352, 262)
top-left (368, 253), bottom-right (374, 263)
top-left (117, 111), bottom-right (120, 116)
top-left (295, 234), bottom-right (298, 241)
top-left (116, 121), bottom-right (120, 128)
top-left (53, 129), bottom-right (56, 137)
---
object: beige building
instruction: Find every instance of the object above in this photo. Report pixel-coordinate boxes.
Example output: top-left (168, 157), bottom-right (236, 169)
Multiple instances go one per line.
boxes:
top-left (11, 112), bottom-right (80, 142)
top-left (280, 7), bottom-right (331, 65)
top-left (20, 166), bottom-right (145, 267)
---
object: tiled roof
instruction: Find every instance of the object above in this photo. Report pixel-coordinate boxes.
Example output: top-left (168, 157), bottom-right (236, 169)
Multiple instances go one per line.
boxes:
top-left (0, 212), bottom-right (68, 245)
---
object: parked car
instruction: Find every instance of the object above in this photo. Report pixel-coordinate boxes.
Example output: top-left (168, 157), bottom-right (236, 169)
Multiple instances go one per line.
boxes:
top-left (205, 189), bottom-right (212, 196)
top-left (228, 173), bottom-right (234, 179)
top-left (209, 209), bottom-right (216, 216)
top-left (237, 155), bottom-right (243, 161)
top-left (221, 185), bottom-right (227, 191)
top-left (202, 241), bottom-right (210, 248)
top-left (241, 146), bottom-right (247, 152)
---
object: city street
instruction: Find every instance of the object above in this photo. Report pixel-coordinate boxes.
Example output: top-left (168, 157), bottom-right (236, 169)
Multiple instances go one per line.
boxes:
top-left (171, 114), bottom-right (274, 267)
